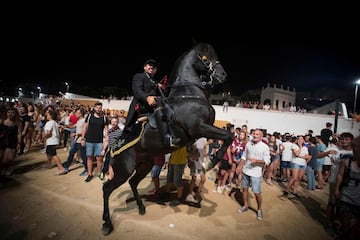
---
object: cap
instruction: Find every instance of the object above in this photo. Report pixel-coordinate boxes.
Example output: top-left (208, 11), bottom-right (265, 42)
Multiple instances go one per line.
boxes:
top-left (144, 59), bottom-right (160, 68)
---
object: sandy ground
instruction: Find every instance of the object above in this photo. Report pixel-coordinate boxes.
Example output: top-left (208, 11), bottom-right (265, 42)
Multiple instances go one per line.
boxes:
top-left (0, 144), bottom-right (334, 240)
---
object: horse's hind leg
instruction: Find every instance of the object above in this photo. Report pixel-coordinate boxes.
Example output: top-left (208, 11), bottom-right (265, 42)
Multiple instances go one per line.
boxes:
top-left (128, 160), bottom-right (154, 215)
top-left (102, 170), bottom-right (133, 235)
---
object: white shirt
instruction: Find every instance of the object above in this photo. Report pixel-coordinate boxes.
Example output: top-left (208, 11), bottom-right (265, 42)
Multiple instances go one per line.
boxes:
top-left (291, 144), bottom-right (308, 166)
top-left (242, 140), bottom-right (270, 177)
top-left (75, 118), bottom-right (85, 143)
top-left (44, 120), bottom-right (59, 146)
top-left (194, 137), bottom-right (207, 149)
top-left (281, 141), bottom-right (293, 162)
top-left (328, 148), bottom-right (353, 183)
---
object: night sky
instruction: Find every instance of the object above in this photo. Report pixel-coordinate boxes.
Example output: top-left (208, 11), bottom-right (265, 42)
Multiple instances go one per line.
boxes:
top-left (1, 17), bottom-right (359, 109)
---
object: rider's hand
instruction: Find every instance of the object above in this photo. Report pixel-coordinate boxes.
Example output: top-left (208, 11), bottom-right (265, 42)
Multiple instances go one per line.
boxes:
top-left (146, 96), bottom-right (156, 106)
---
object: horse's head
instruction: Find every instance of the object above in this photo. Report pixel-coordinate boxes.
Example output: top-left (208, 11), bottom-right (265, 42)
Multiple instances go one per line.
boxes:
top-left (169, 42), bottom-right (227, 89)
top-left (192, 43), bottom-right (227, 86)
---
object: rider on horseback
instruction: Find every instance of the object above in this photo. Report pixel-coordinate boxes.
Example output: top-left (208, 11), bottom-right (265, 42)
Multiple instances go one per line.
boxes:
top-left (123, 59), bottom-right (180, 147)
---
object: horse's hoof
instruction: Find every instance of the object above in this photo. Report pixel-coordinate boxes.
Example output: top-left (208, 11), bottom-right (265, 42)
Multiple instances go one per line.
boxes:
top-left (139, 208), bottom-right (146, 215)
top-left (102, 223), bottom-right (113, 236)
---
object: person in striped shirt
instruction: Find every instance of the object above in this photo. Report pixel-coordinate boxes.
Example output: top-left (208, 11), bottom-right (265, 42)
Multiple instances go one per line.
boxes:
top-left (101, 117), bottom-right (123, 180)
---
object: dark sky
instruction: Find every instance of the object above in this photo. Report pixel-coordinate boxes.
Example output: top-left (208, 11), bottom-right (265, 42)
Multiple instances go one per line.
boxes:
top-left (1, 17), bottom-right (359, 109)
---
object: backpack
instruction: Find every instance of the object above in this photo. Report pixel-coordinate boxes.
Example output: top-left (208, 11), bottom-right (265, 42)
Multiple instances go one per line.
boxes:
top-left (86, 112), bottom-right (107, 125)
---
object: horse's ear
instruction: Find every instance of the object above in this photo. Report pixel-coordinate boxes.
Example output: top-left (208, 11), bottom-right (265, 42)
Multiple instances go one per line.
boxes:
top-left (192, 38), bottom-right (198, 46)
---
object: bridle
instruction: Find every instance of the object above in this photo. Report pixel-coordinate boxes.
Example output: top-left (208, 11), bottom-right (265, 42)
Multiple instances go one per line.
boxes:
top-left (159, 54), bottom-right (221, 102)
top-left (169, 54), bottom-right (221, 89)
top-left (197, 54), bottom-right (220, 87)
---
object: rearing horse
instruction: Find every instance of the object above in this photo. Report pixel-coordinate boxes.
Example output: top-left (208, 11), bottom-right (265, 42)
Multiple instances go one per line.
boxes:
top-left (102, 42), bottom-right (233, 235)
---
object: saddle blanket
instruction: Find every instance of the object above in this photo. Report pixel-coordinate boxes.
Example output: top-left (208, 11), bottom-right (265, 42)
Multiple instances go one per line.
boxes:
top-left (110, 121), bottom-right (146, 158)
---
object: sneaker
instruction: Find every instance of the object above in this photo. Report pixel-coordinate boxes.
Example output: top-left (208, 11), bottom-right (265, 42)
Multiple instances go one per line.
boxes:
top-left (292, 192), bottom-right (301, 198)
top-left (216, 186), bottom-right (224, 193)
top-left (4, 168), bottom-right (13, 176)
top-left (169, 199), bottom-right (181, 207)
top-left (186, 194), bottom-right (198, 203)
top-left (238, 206), bottom-right (248, 213)
top-left (79, 170), bottom-right (88, 176)
top-left (282, 191), bottom-right (289, 197)
top-left (17, 151), bottom-right (24, 156)
top-left (85, 175), bottom-right (93, 182)
top-left (99, 172), bottom-right (105, 180)
top-left (224, 184), bottom-right (232, 191)
top-left (257, 210), bottom-right (263, 220)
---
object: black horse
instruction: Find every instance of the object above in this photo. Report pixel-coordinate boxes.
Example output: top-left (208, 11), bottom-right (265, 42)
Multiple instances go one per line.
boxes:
top-left (102, 42), bottom-right (233, 235)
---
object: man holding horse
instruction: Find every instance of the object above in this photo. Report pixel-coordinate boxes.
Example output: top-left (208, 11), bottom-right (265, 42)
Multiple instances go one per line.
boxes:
top-left (123, 59), bottom-right (180, 147)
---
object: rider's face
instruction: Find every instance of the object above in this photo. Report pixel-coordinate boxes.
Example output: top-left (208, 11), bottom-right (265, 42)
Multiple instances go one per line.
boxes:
top-left (144, 64), bottom-right (157, 76)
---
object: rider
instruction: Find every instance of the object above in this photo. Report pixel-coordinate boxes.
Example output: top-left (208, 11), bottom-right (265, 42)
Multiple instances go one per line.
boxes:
top-left (123, 59), bottom-right (180, 147)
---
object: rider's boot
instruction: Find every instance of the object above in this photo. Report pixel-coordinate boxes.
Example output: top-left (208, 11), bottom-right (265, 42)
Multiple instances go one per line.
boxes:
top-left (155, 108), bottom-right (180, 147)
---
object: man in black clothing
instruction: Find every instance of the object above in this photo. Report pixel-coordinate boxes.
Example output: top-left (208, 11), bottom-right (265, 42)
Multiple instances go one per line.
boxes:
top-left (124, 59), bottom-right (180, 147)
top-left (320, 122), bottom-right (333, 146)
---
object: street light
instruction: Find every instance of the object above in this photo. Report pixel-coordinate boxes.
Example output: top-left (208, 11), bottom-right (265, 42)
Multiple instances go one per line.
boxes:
top-left (37, 86), bottom-right (41, 99)
top-left (18, 87), bottom-right (23, 97)
top-left (65, 82), bottom-right (69, 93)
top-left (352, 79), bottom-right (360, 128)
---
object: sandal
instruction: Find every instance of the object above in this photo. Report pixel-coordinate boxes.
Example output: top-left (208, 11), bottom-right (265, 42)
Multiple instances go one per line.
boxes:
top-left (55, 170), bottom-right (68, 176)
top-left (266, 180), bottom-right (273, 186)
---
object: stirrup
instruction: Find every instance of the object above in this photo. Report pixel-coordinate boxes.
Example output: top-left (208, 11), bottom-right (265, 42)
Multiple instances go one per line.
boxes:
top-left (169, 136), bottom-right (181, 147)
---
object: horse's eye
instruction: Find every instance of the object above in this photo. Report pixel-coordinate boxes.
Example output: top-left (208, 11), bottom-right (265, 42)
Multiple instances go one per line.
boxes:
top-left (202, 55), bottom-right (207, 61)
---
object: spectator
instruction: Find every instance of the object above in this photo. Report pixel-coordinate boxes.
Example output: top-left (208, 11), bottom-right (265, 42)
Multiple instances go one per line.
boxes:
top-left (150, 154), bottom-right (166, 196)
top-left (44, 110), bottom-right (66, 175)
top-left (162, 146), bottom-right (187, 207)
top-left (237, 129), bottom-right (270, 220)
top-left (62, 108), bottom-right (87, 175)
top-left (81, 102), bottom-right (109, 182)
top-left (334, 134), bottom-right (359, 239)
top-left (320, 122), bottom-right (333, 147)
top-left (186, 137), bottom-right (207, 204)
top-left (101, 117), bottom-right (122, 180)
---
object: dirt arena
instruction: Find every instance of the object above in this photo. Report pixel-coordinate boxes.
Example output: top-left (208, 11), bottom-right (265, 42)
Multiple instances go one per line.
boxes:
top-left (0, 144), bottom-right (334, 240)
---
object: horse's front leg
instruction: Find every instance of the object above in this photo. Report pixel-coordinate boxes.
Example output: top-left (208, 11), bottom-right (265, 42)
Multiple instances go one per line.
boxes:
top-left (128, 160), bottom-right (154, 215)
top-left (102, 159), bottom-right (135, 235)
top-left (102, 178), bottom-right (122, 235)
top-left (196, 123), bottom-right (233, 171)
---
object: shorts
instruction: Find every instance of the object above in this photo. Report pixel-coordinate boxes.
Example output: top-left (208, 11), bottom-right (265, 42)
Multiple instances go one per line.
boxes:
top-left (271, 154), bottom-right (280, 162)
top-left (46, 145), bottom-right (57, 157)
top-left (167, 164), bottom-right (185, 188)
top-left (219, 159), bottom-right (231, 170)
top-left (315, 159), bottom-right (324, 171)
top-left (339, 200), bottom-right (360, 218)
top-left (85, 142), bottom-right (104, 157)
top-left (291, 162), bottom-right (306, 170)
top-left (190, 168), bottom-right (205, 177)
top-left (281, 161), bottom-right (291, 169)
top-left (241, 173), bottom-right (262, 194)
top-left (323, 165), bottom-right (331, 172)
top-left (151, 165), bottom-right (162, 179)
